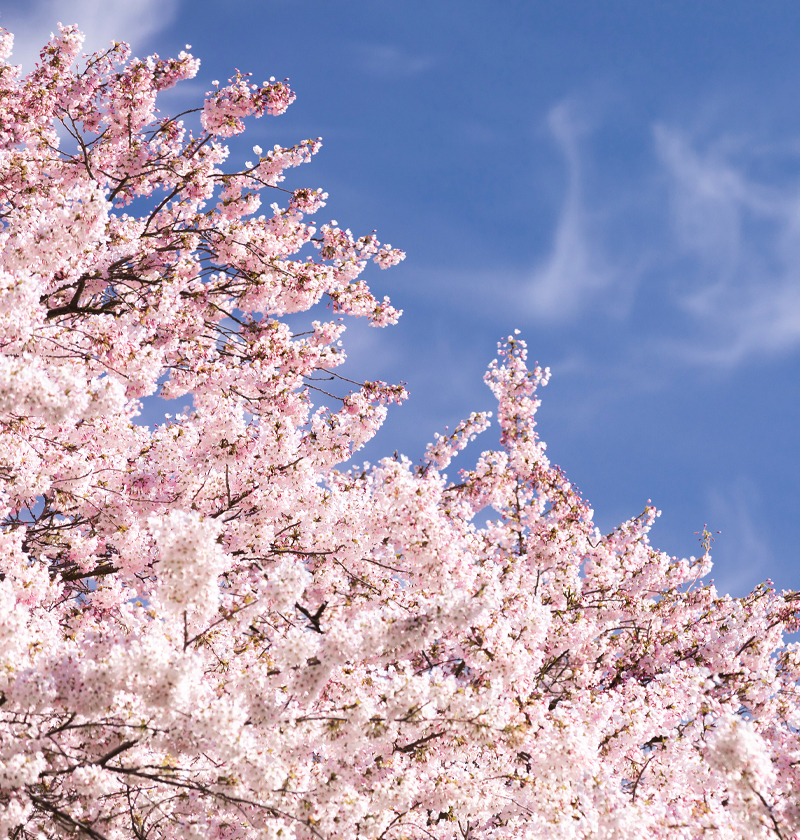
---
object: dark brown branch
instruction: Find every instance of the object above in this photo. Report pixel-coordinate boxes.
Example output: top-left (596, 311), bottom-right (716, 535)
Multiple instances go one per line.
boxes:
top-left (96, 739), bottom-right (139, 766)
top-left (294, 601), bottom-right (327, 634)
top-left (736, 635), bottom-right (758, 657)
top-left (57, 563), bottom-right (120, 583)
top-left (28, 795), bottom-right (111, 840)
top-left (394, 731), bottom-right (446, 754)
top-left (751, 786), bottom-right (786, 840)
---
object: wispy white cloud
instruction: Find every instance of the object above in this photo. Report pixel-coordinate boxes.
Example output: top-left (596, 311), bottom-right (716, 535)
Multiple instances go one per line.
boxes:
top-left (528, 103), bottom-right (618, 322)
top-left (357, 44), bottom-right (432, 79)
top-left (656, 125), bottom-right (800, 366)
top-left (706, 480), bottom-right (774, 595)
top-left (523, 109), bottom-right (800, 370)
top-left (0, 0), bottom-right (180, 69)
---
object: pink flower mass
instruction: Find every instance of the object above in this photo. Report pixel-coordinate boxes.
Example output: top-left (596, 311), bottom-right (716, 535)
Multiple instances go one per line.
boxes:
top-left (0, 23), bottom-right (799, 840)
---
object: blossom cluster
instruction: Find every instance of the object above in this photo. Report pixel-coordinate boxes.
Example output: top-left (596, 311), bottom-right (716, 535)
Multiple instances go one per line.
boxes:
top-left (0, 24), bottom-right (799, 840)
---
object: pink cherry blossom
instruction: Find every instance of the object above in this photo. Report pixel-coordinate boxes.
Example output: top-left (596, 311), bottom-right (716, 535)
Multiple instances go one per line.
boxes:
top-left (0, 23), bottom-right (798, 840)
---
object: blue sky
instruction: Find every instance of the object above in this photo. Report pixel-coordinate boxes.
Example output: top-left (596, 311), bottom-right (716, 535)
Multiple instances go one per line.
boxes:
top-left (5, 0), bottom-right (800, 596)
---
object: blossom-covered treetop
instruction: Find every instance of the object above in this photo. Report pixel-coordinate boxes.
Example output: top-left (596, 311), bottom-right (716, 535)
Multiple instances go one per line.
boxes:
top-left (0, 24), bottom-right (799, 840)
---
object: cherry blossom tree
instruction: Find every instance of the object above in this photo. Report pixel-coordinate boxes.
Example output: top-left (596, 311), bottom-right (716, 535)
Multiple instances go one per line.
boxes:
top-left (1, 23), bottom-right (799, 840)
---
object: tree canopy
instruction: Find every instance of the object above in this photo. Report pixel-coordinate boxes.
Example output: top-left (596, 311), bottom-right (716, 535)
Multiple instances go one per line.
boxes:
top-left (1, 25), bottom-right (799, 840)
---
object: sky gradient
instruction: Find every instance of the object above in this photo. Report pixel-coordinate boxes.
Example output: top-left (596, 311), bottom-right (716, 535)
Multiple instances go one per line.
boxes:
top-left (4, 0), bottom-right (800, 596)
